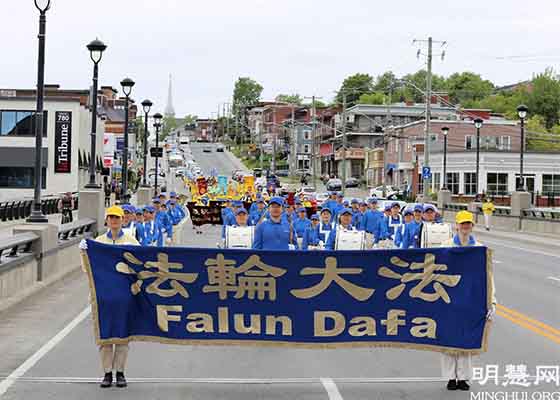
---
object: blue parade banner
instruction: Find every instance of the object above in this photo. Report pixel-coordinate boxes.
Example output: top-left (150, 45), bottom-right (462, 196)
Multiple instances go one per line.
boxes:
top-left (83, 241), bottom-right (493, 354)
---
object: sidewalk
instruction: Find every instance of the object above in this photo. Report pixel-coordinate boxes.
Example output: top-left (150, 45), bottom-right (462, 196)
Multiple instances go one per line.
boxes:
top-left (474, 225), bottom-right (560, 248)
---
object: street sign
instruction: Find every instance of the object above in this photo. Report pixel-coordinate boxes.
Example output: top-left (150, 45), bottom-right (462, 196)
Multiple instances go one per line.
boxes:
top-left (422, 166), bottom-right (432, 179)
top-left (150, 147), bottom-right (163, 157)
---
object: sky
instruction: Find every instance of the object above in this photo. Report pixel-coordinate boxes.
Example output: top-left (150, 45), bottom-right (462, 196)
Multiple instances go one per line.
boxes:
top-left (3, 0), bottom-right (560, 118)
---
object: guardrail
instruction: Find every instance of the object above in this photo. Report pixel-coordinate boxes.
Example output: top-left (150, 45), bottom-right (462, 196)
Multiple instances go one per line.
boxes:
top-left (0, 232), bottom-right (39, 265)
top-left (0, 194), bottom-right (79, 223)
top-left (58, 218), bottom-right (96, 242)
top-left (443, 203), bottom-right (559, 220)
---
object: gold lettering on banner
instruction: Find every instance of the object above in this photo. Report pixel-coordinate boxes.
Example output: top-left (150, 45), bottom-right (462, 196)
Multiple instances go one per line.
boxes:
top-left (381, 309), bottom-right (406, 336)
top-left (116, 252), bottom-right (198, 298)
top-left (186, 313), bottom-right (214, 333)
top-left (265, 316), bottom-right (293, 336)
top-left (410, 317), bottom-right (437, 338)
top-left (291, 257), bottom-right (374, 301)
top-left (348, 317), bottom-right (377, 337)
top-left (378, 254), bottom-right (461, 304)
top-left (218, 307), bottom-right (229, 333)
top-left (234, 314), bottom-right (262, 334)
top-left (156, 305), bottom-right (182, 332)
top-left (314, 311), bottom-right (346, 337)
top-left (203, 254), bottom-right (287, 301)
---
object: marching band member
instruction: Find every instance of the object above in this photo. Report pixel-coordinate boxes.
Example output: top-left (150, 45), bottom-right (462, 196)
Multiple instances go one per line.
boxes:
top-left (169, 192), bottom-right (186, 220)
top-left (142, 206), bottom-right (163, 246)
top-left (121, 205), bottom-right (136, 238)
top-left (134, 207), bottom-right (145, 244)
top-left (353, 200), bottom-right (368, 230)
top-left (249, 199), bottom-right (267, 225)
top-left (400, 204), bottom-right (427, 249)
top-left (223, 208), bottom-right (255, 249)
top-left (322, 192), bottom-right (339, 220)
top-left (440, 211), bottom-right (496, 391)
top-left (294, 207), bottom-right (312, 249)
top-left (325, 208), bottom-right (365, 250)
top-left (79, 205), bottom-right (139, 388)
top-left (167, 199), bottom-right (183, 225)
top-left (318, 208), bottom-right (335, 244)
top-left (383, 203), bottom-right (392, 218)
top-left (394, 208), bottom-right (413, 248)
top-left (363, 197), bottom-right (388, 247)
top-left (253, 197), bottom-right (298, 250)
top-left (301, 214), bottom-right (322, 250)
top-left (153, 198), bottom-right (172, 245)
top-left (385, 202), bottom-right (404, 240)
top-left (249, 193), bottom-right (263, 215)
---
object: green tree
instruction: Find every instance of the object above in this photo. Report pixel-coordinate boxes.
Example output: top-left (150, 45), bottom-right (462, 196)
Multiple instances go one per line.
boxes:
top-left (401, 69), bottom-right (447, 103)
top-left (527, 68), bottom-right (560, 129)
top-left (374, 71), bottom-right (398, 93)
top-left (446, 72), bottom-right (494, 104)
top-left (303, 99), bottom-right (327, 108)
top-left (357, 92), bottom-right (386, 105)
top-left (275, 94), bottom-right (303, 105)
top-left (233, 77), bottom-right (263, 112)
top-left (162, 115), bottom-right (179, 139)
top-left (335, 73), bottom-right (375, 106)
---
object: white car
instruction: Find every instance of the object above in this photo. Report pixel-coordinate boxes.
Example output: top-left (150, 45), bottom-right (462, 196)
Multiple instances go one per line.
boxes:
top-left (297, 186), bottom-right (316, 197)
top-left (370, 186), bottom-right (401, 199)
top-left (315, 192), bottom-right (329, 206)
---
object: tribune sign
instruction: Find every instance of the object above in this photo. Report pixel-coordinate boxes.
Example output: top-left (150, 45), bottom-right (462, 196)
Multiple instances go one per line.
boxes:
top-left (54, 111), bottom-right (72, 173)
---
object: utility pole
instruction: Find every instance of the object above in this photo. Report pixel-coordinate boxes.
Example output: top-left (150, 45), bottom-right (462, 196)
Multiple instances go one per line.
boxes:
top-left (271, 106), bottom-right (277, 173)
top-left (413, 36), bottom-right (446, 200)
top-left (341, 93), bottom-right (347, 193)
top-left (226, 103), bottom-right (230, 143)
top-left (291, 104), bottom-right (296, 178)
top-left (304, 95), bottom-right (323, 188)
top-left (382, 84), bottom-right (393, 198)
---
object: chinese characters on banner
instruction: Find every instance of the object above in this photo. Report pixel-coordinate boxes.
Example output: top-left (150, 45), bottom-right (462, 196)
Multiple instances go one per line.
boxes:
top-left (84, 241), bottom-right (492, 353)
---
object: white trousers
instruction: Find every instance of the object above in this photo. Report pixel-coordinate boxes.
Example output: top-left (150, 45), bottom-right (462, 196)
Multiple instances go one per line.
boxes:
top-left (99, 344), bottom-right (129, 373)
top-left (440, 353), bottom-right (472, 380)
top-left (484, 214), bottom-right (491, 229)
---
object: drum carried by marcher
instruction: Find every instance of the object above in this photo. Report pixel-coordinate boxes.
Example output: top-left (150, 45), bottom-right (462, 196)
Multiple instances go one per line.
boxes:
top-left (225, 225), bottom-right (254, 249)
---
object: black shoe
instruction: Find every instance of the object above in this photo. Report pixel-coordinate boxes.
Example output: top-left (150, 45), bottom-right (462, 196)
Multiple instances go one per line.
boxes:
top-left (446, 379), bottom-right (457, 390)
top-left (457, 380), bottom-right (470, 391)
top-left (116, 371), bottom-right (127, 388)
top-left (100, 372), bottom-right (112, 388)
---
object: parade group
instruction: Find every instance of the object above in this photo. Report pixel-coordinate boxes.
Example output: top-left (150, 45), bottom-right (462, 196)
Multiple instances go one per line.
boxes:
top-left (80, 175), bottom-right (495, 392)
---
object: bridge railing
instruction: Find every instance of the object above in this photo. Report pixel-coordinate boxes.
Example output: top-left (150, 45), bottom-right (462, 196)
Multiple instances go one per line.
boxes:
top-left (0, 193), bottom-right (79, 223)
top-left (58, 218), bottom-right (96, 242)
top-left (0, 232), bottom-right (39, 266)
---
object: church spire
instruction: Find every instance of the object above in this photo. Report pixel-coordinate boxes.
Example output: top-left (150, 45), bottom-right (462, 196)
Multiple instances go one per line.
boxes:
top-left (164, 74), bottom-right (175, 118)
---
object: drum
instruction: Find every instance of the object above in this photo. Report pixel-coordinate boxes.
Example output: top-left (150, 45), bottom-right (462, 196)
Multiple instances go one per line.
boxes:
top-left (421, 223), bottom-right (453, 248)
top-left (335, 229), bottom-right (366, 250)
top-left (225, 226), bottom-right (254, 249)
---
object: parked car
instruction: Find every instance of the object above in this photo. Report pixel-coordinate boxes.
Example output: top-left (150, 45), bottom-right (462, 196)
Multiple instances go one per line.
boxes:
top-left (203, 146), bottom-right (212, 153)
top-left (216, 144), bottom-right (225, 152)
top-left (345, 177), bottom-right (360, 188)
top-left (297, 186), bottom-right (316, 197)
top-left (275, 170), bottom-right (289, 177)
top-left (370, 185), bottom-right (402, 199)
top-left (326, 178), bottom-right (343, 192)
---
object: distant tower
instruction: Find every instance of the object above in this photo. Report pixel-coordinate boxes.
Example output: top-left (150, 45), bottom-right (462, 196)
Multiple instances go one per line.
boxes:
top-left (164, 74), bottom-right (176, 118)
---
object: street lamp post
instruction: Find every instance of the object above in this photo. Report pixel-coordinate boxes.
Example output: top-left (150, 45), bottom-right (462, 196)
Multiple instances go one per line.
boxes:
top-left (474, 118), bottom-right (483, 196)
top-left (28, 0), bottom-right (51, 223)
top-left (84, 38), bottom-right (107, 189)
top-left (120, 78), bottom-right (135, 202)
top-left (517, 105), bottom-right (528, 191)
top-left (441, 126), bottom-right (449, 190)
top-left (153, 113), bottom-right (163, 195)
top-left (141, 99), bottom-right (153, 187)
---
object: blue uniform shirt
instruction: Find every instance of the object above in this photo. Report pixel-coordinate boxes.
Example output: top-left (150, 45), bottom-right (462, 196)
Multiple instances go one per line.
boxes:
top-left (325, 224), bottom-right (355, 250)
top-left (363, 209), bottom-right (389, 243)
top-left (293, 216), bottom-right (312, 238)
top-left (143, 220), bottom-right (163, 246)
top-left (317, 221), bottom-right (335, 243)
top-left (401, 220), bottom-right (422, 249)
top-left (252, 218), bottom-right (298, 250)
top-left (301, 225), bottom-right (321, 250)
top-left (385, 214), bottom-right (404, 239)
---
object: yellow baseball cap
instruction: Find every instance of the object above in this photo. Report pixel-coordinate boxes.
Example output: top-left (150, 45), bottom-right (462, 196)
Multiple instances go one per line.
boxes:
top-left (105, 205), bottom-right (124, 218)
top-left (456, 210), bottom-right (474, 224)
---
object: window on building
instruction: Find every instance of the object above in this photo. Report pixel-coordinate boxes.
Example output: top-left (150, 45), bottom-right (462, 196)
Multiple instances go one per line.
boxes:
top-left (483, 136), bottom-right (498, 150)
top-left (303, 130), bottom-right (311, 140)
top-left (304, 144), bottom-right (310, 153)
top-left (498, 136), bottom-right (511, 151)
top-left (487, 173), bottom-right (509, 195)
top-left (303, 159), bottom-right (310, 170)
top-left (0, 167), bottom-right (47, 188)
top-left (464, 172), bottom-right (477, 195)
top-left (542, 174), bottom-right (560, 194)
top-left (465, 135), bottom-right (474, 150)
top-left (446, 172), bottom-right (460, 195)
top-left (432, 172), bottom-right (440, 192)
top-left (0, 111), bottom-right (48, 137)
top-left (418, 173), bottom-right (423, 194)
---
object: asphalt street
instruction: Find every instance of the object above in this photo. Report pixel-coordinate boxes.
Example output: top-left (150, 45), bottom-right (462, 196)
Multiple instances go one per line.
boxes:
top-left (0, 145), bottom-right (558, 399)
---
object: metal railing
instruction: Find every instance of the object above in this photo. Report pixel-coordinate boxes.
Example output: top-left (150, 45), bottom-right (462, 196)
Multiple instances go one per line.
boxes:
top-left (0, 232), bottom-right (39, 265)
top-left (58, 218), bottom-right (96, 242)
top-left (0, 193), bottom-right (79, 223)
top-left (444, 203), bottom-right (559, 220)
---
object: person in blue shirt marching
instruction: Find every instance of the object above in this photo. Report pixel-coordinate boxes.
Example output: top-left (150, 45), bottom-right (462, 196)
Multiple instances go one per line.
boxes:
top-left (301, 214), bottom-right (321, 250)
top-left (249, 193), bottom-right (263, 215)
top-left (134, 207), bottom-right (145, 244)
top-left (353, 201), bottom-right (368, 230)
top-left (385, 202), bottom-right (404, 240)
top-left (222, 200), bottom-right (242, 238)
top-left (294, 207), bottom-right (312, 248)
top-left (253, 197), bottom-right (298, 250)
top-left (221, 200), bottom-right (233, 223)
top-left (317, 208), bottom-right (335, 243)
top-left (249, 199), bottom-right (267, 225)
top-left (362, 197), bottom-right (388, 245)
top-left (401, 204), bottom-right (439, 249)
top-left (325, 208), bottom-right (355, 250)
top-left (153, 198), bottom-right (173, 243)
top-left (167, 199), bottom-right (183, 225)
top-left (168, 192), bottom-right (186, 219)
top-left (394, 208), bottom-right (413, 248)
top-left (322, 192), bottom-right (338, 221)
top-left (142, 205), bottom-right (163, 246)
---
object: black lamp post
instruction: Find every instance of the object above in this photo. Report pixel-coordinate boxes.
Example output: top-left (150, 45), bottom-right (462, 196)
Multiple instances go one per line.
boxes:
top-left (441, 126), bottom-right (449, 190)
top-left (141, 99), bottom-right (153, 187)
top-left (474, 118), bottom-right (484, 196)
top-left (28, 0), bottom-right (51, 223)
top-left (84, 38), bottom-right (107, 189)
top-left (152, 113), bottom-right (163, 194)
top-left (120, 78), bottom-right (135, 202)
top-left (517, 104), bottom-right (528, 191)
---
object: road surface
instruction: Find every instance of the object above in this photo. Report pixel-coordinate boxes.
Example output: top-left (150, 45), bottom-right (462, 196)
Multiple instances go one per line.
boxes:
top-left (0, 145), bottom-right (558, 399)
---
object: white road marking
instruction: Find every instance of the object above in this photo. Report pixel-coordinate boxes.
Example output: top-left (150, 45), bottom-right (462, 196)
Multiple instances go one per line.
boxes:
top-left (321, 378), bottom-right (344, 400)
top-left (495, 260), bottom-right (503, 264)
top-left (0, 306), bottom-right (91, 397)
top-left (547, 277), bottom-right (560, 283)
top-left (481, 238), bottom-right (560, 259)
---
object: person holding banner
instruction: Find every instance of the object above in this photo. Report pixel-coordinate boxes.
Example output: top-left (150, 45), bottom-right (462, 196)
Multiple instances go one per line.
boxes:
top-left (440, 210), bottom-right (496, 391)
top-left (325, 208), bottom-right (365, 250)
top-left (301, 214), bottom-right (322, 250)
top-left (79, 205), bottom-right (138, 388)
top-left (294, 207), bottom-right (312, 249)
top-left (253, 196), bottom-right (298, 250)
